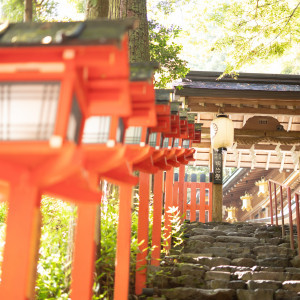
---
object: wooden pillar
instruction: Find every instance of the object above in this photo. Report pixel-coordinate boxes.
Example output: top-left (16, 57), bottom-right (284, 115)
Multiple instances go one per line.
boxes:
top-left (164, 168), bottom-right (173, 251)
top-left (71, 203), bottom-right (99, 300)
top-left (0, 173), bottom-right (41, 300)
top-left (211, 150), bottom-right (223, 222)
top-left (135, 172), bottom-right (150, 295)
top-left (178, 165), bottom-right (185, 220)
top-left (212, 184), bottom-right (223, 222)
top-left (151, 171), bottom-right (163, 266)
top-left (114, 183), bottom-right (132, 300)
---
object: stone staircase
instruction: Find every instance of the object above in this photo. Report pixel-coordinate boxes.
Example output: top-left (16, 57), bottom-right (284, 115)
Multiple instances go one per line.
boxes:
top-left (147, 222), bottom-right (300, 300)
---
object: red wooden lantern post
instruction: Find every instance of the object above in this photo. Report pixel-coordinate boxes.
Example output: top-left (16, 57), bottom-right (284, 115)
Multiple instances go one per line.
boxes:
top-left (0, 20), bottom-right (135, 300)
top-left (96, 63), bottom-right (158, 300)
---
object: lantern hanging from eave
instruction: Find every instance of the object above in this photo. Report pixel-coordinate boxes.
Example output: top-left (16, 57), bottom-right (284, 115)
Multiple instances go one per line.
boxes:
top-left (226, 206), bottom-right (238, 223)
top-left (240, 192), bottom-right (253, 212)
top-left (255, 177), bottom-right (268, 197)
top-left (211, 114), bottom-right (234, 150)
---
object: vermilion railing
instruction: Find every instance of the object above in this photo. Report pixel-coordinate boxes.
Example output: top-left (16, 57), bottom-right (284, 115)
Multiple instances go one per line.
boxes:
top-left (268, 179), bottom-right (294, 250)
top-left (295, 191), bottom-right (300, 257)
top-left (183, 181), bottom-right (213, 222)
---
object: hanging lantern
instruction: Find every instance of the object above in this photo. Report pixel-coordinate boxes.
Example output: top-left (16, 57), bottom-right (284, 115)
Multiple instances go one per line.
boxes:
top-left (255, 177), bottom-right (269, 197)
top-left (226, 206), bottom-right (238, 223)
top-left (210, 114), bottom-right (234, 150)
top-left (240, 192), bottom-right (253, 211)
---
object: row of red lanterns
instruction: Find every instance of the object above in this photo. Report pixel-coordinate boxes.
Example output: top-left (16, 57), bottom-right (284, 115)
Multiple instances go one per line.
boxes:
top-left (0, 20), bottom-right (201, 300)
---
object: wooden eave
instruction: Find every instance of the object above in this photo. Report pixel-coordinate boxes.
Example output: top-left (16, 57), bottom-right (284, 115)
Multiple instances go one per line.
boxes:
top-left (176, 71), bottom-right (300, 169)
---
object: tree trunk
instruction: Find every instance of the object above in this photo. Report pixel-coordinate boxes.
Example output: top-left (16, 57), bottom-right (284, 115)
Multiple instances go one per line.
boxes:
top-left (86, 0), bottom-right (109, 19)
top-left (109, 0), bottom-right (150, 62)
top-left (24, 0), bottom-right (32, 22)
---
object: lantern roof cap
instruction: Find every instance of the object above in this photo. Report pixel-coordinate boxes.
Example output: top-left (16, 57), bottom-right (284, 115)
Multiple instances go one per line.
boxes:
top-left (130, 62), bottom-right (159, 81)
top-left (194, 123), bottom-right (202, 130)
top-left (170, 101), bottom-right (181, 114)
top-left (187, 113), bottom-right (197, 123)
top-left (179, 109), bottom-right (188, 119)
top-left (0, 19), bottom-right (136, 47)
top-left (155, 89), bottom-right (173, 104)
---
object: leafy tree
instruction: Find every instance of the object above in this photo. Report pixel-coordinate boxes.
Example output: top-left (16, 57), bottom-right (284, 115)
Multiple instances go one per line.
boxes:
top-left (36, 197), bottom-right (76, 300)
top-left (210, 0), bottom-right (300, 74)
top-left (86, 0), bottom-right (188, 86)
top-left (149, 20), bottom-right (189, 88)
top-left (0, 0), bottom-right (59, 21)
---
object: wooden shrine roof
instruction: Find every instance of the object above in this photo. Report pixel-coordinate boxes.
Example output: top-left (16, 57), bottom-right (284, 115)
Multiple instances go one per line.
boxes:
top-left (0, 19), bottom-right (135, 46)
top-left (175, 71), bottom-right (300, 170)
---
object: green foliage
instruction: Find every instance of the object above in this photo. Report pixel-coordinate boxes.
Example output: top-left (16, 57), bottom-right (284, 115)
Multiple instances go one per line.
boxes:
top-left (0, 0), bottom-right (59, 22)
top-left (149, 20), bottom-right (189, 88)
top-left (166, 206), bottom-right (185, 250)
top-left (36, 196), bottom-right (76, 300)
top-left (93, 193), bottom-right (119, 300)
top-left (210, 0), bottom-right (300, 74)
top-left (0, 202), bottom-right (8, 223)
top-left (154, 0), bottom-right (190, 15)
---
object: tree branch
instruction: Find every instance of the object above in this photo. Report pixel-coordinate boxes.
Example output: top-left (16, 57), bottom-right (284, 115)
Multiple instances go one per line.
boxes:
top-left (270, 0), bottom-right (300, 43)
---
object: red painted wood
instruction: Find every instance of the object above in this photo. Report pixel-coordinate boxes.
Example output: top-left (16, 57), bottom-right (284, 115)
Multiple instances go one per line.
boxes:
top-left (178, 165), bottom-right (185, 220)
top-left (200, 184), bottom-right (206, 222)
top-left (0, 174), bottom-right (41, 300)
top-left (71, 202), bottom-right (99, 300)
top-left (164, 168), bottom-right (174, 251)
top-left (280, 186), bottom-right (285, 237)
top-left (287, 187), bottom-right (295, 250)
top-left (173, 181), bottom-right (179, 207)
top-left (183, 182), bottom-right (187, 220)
top-left (182, 182), bottom-right (213, 223)
top-left (295, 193), bottom-right (300, 258)
top-left (268, 181), bottom-right (274, 225)
top-left (114, 183), bottom-right (132, 300)
top-left (135, 172), bottom-right (150, 295)
top-left (190, 182), bottom-right (196, 222)
top-left (151, 171), bottom-right (163, 266)
top-left (274, 183), bottom-right (278, 226)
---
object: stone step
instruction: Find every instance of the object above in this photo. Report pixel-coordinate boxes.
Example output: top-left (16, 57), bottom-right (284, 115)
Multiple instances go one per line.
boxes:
top-left (160, 287), bottom-right (235, 300)
top-left (149, 222), bottom-right (300, 300)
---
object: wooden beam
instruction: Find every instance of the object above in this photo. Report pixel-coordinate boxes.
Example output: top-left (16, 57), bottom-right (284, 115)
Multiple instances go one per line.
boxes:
top-left (198, 128), bottom-right (300, 138)
top-left (288, 117), bottom-right (293, 131)
top-left (188, 96), bottom-right (300, 107)
top-left (192, 160), bottom-right (295, 169)
top-left (266, 152), bottom-right (271, 170)
top-left (188, 104), bottom-right (300, 116)
top-left (193, 143), bottom-right (300, 151)
top-left (234, 129), bottom-right (300, 138)
top-left (280, 152), bottom-right (286, 173)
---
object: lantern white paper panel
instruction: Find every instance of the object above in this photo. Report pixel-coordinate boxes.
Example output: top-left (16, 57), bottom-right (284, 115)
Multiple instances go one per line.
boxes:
top-left (211, 117), bottom-right (234, 149)
top-left (82, 116), bottom-right (111, 144)
top-left (182, 139), bottom-right (190, 149)
top-left (124, 126), bottom-right (142, 145)
top-left (148, 132), bottom-right (157, 147)
top-left (0, 82), bottom-right (60, 140)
